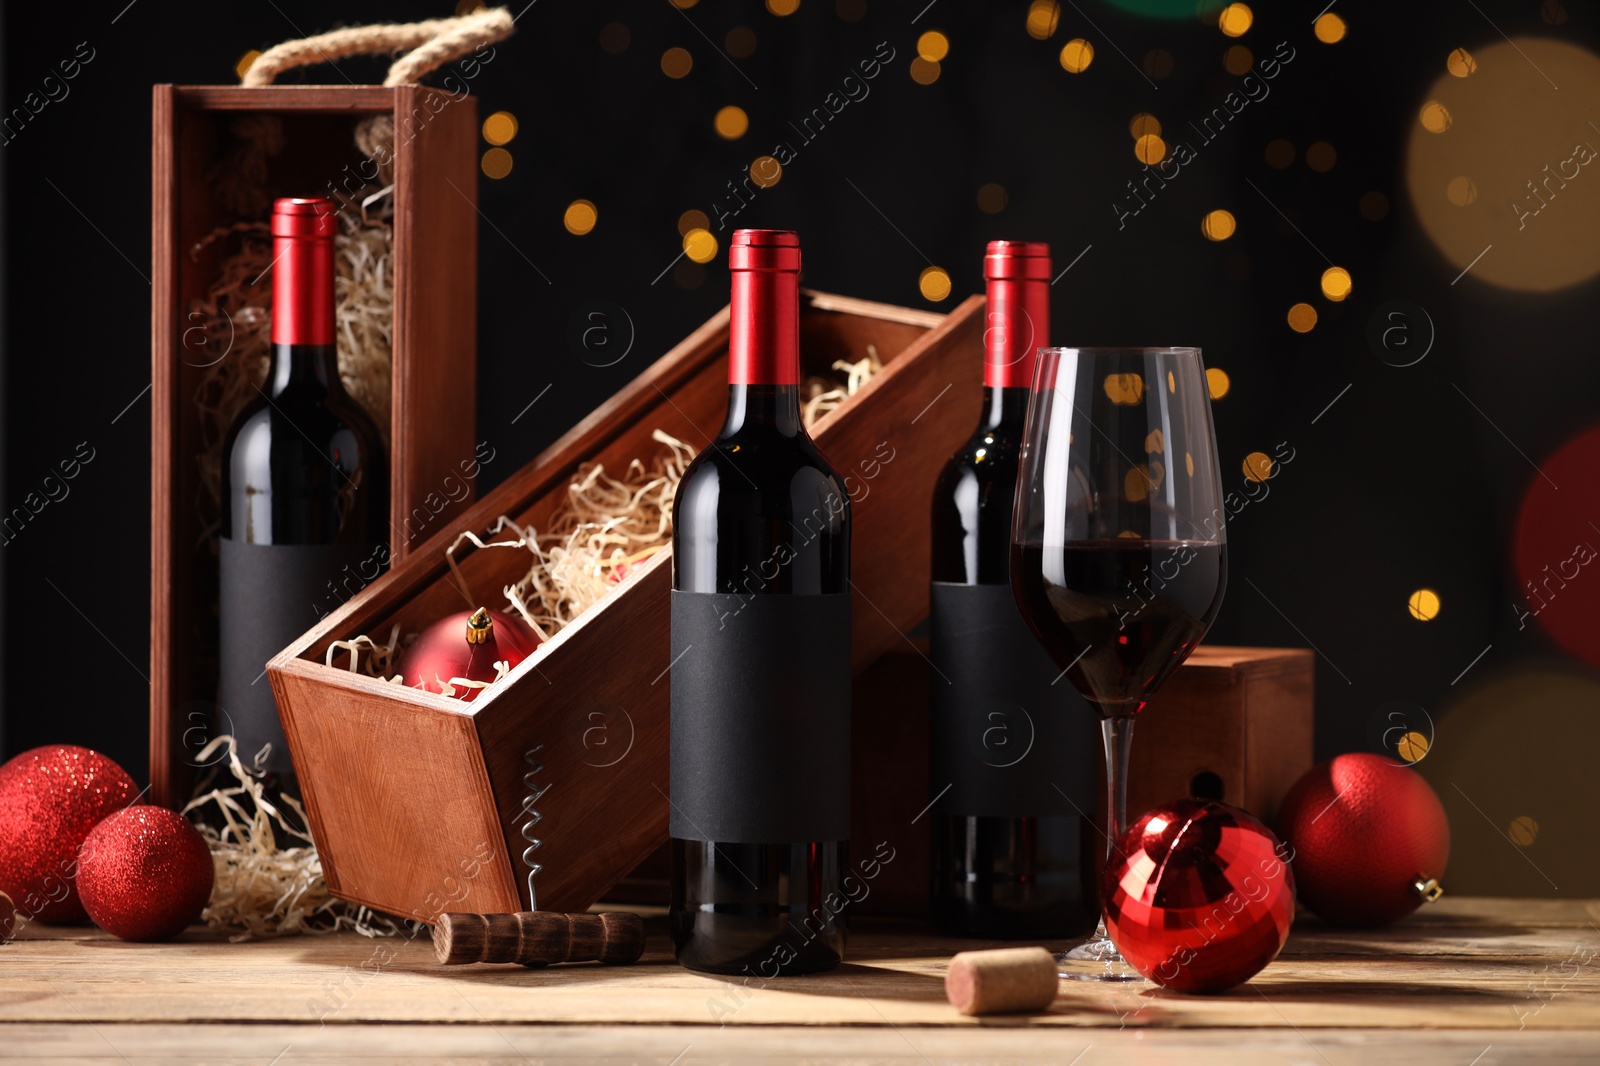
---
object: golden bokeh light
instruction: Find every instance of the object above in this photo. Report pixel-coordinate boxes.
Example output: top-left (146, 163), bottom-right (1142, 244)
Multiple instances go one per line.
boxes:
top-left (1104, 373), bottom-right (1145, 405)
top-left (235, 50), bottom-right (262, 79)
top-left (480, 148), bottom-right (513, 179)
top-left (1223, 45), bottom-right (1253, 75)
top-left (1135, 133), bottom-right (1167, 165)
top-left (977, 183), bottom-right (1007, 213)
top-left (919, 266), bottom-right (952, 302)
top-left (917, 31), bottom-right (950, 62)
top-left (1306, 141), bottom-right (1337, 172)
top-left (1242, 452), bottom-right (1273, 483)
top-left (910, 57), bottom-right (941, 84)
top-left (1145, 429), bottom-right (1165, 454)
top-left (1218, 3), bottom-right (1253, 37)
top-left (1287, 302), bottom-right (1318, 332)
top-left (1321, 266), bottom-right (1353, 301)
top-left (563, 199), bottom-right (598, 235)
top-left (714, 105), bottom-right (749, 140)
top-left (1167, 371), bottom-right (1176, 393)
top-left (678, 209), bottom-right (710, 236)
top-left (1206, 367), bottom-right (1231, 399)
top-left (1129, 112), bottom-right (1160, 139)
top-left (1026, 0), bottom-right (1059, 40)
top-left (1060, 38), bottom-right (1094, 73)
top-left (1202, 209), bottom-right (1236, 241)
top-left (1408, 39), bottom-right (1600, 292)
top-left (726, 26), bottom-right (757, 57)
top-left (1407, 587), bottom-right (1441, 621)
top-left (482, 111), bottom-right (518, 146)
top-left (1509, 816), bottom-right (1539, 847)
top-left (1447, 47), bottom-right (1476, 77)
top-left (1396, 731), bottom-right (1431, 763)
top-left (766, 0), bottom-right (801, 15)
top-left (1314, 13), bottom-right (1347, 44)
top-left (661, 47), bottom-right (693, 78)
top-left (1265, 138), bottom-right (1295, 169)
top-left (683, 227), bottom-right (719, 264)
top-left (750, 155), bottom-right (783, 188)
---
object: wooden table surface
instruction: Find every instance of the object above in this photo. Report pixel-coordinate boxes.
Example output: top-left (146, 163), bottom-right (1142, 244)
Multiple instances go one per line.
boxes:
top-left (3, 897), bottom-right (1598, 1064)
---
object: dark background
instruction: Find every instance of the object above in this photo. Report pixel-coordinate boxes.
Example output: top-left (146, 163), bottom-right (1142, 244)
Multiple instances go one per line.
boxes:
top-left (4, 1), bottom-right (1598, 895)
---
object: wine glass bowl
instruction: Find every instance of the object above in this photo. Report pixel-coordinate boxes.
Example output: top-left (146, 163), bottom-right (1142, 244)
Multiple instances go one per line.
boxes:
top-left (1010, 347), bottom-right (1229, 979)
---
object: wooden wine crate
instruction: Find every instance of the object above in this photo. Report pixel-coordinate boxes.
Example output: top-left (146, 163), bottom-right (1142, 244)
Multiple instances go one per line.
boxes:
top-left (150, 85), bottom-right (480, 807)
top-left (266, 291), bottom-right (986, 920)
top-left (841, 642), bottom-right (1315, 914)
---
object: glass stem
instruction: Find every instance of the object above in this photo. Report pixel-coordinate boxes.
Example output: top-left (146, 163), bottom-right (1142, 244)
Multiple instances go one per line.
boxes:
top-left (1101, 715), bottom-right (1136, 861)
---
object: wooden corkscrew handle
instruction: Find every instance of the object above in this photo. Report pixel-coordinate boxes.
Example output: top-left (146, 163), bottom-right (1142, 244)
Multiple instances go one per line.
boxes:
top-left (432, 911), bottom-right (645, 967)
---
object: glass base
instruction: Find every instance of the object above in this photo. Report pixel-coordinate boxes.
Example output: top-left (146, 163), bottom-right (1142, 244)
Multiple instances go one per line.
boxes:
top-left (1055, 919), bottom-right (1146, 982)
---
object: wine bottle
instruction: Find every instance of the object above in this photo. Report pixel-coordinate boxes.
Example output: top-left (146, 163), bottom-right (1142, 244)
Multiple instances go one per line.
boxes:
top-left (927, 240), bottom-right (1099, 939)
top-left (669, 229), bottom-right (852, 976)
top-left (218, 197), bottom-right (388, 798)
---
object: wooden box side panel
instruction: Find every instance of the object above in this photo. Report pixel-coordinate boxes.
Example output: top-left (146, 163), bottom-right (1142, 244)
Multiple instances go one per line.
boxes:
top-left (390, 86), bottom-right (478, 559)
top-left (1243, 648), bottom-right (1315, 824)
top-left (472, 556), bottom-right (674, 913)
top-left (271, 664), bottom-right (521, 918)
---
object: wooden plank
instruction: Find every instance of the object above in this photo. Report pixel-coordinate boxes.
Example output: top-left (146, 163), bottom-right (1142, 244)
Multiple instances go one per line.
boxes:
top-left (3, 900), bottom-right (1598, 1031)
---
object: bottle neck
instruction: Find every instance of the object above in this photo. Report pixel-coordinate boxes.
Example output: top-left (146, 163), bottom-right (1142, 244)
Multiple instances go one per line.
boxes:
top-left (983, 274), bottom-right (1050, 390)
top-left (271, 228), bottom-right (336, 348)
top-left (722, 383), bottom-right (803, 437)
top-left (978, 384), bottom-right (1032, 431)
top-left (728, 267), bottom-right (800, 387)
top-left (267, 342), bottom-right (341, 396)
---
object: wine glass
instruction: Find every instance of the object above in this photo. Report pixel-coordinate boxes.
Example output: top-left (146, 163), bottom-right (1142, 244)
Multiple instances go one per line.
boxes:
top-left (1010, 347), bottom-right (1228, 980)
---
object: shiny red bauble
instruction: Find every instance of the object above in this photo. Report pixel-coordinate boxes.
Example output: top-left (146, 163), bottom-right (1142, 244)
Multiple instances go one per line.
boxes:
top-left (397, 607), bottom-right (540, 701)
top-left (0, 745), bottom-right (139, 924)
top-left (78, 806), bottom-right (215, 941)
top-left (1103, 800), bottom-right (1296, 993)
top-left (1275, 752), bottom-right (1449, 927)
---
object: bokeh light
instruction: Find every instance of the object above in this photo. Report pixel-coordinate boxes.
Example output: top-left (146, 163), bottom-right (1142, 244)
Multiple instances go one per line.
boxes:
top-left (767, 0), bottom-right (800, 15)
top-left (1419, 101), bottom-right (1451, 133)
top-left (1287, 303), bottom-right (1318, 332)
top-left (482, 111), bottom-right (518, 145)
top-left (1448, 47), bottom-right (1476, 77)
top-left (564, 199), bottom-right (598, 235)
top-left (714, 105), bottom-right (749, 140)
top-left (1223, 45), bottom-right (1253, 75)
top-left (918, 31), bottom-right (950, 62)
top-left (1446, 176), bottom-right (1478, 206)
top-left (1135, 133), bottom-right (1167, 165)
top-left (1026, 1), bottom-right (1059, 40)
top-left (1321, 266), bottom-right (1353, 301)
top-left (1202, 209), bottom-right (1236, 241)
top-left (661, 47), bottom-right (693, 79)
top-left (977, 183), bottom-right (1007, 213)
top-left (1306, 141), bottom-right (1337, 172)
top-left (726, 26), bottom-right (757, 58)
top-left (750, 155), bottom-right (783, 188)
top-left (683, 228), bottom-right (719, 264)
top-left (1314, 13), bottom-right (1347, 44)
top-left (235, 50), bottom-right (261, 79)
top-left (1265, 139), bottom-right (1295, 169)
top-left (1407, 588), bottom-right (1441, 621)
top-left (599, 22), bottom-right (630, 54)
top-left (678, 210), bottom-right (710, 236)
top-left (919, 266), bottom-right (952, 301)
top-left (1509, 817), bottom-right (1539, 846)
top-left (1217, 3), bottom-right (1252, 37)
top-left (1206, 367), bottom-right (1231, 399)
top-left (1104, 373), bottom-right (1145, 405)
top-left (910, 57), bottom-right (941, 84)
top-left (480, 148), bottom-right (513, 179)
top-left (1060, 38), bottom-right (1094, 73)
top-left (1129, 113), bottom-right (1161, 139)
top-left (1143, 49), bottom-right (1175, 79)
top-left (1397, 731), bottom-right (1430, 763)
top-left (1242, 452), bottom-right (1273, 482)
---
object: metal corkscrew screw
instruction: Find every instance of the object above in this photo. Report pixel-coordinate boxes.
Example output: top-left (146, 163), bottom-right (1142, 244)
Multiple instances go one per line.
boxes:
top-left (520, 744), bottom-right (548, 910)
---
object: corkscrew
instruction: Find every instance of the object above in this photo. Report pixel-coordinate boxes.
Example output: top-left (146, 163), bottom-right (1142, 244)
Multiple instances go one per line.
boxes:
top-left (520, 744), bottom-right (548, 910)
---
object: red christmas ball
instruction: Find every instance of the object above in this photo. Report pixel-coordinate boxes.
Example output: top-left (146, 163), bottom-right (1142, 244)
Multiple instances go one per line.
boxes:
top-left (0, 745), bottom-right (139, 924)
top-left (1103, 800), bottom-right (1296, 993)
top-left (398, 607), bottom-right (540, 701)
top-left (1275, 752), bottom-right (1449, 927)
top-left (78, 806), bottom-right (215, 941)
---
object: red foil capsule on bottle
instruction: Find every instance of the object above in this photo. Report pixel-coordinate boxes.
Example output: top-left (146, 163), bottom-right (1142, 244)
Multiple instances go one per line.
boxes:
top-left (982, 240), bottom-right (1052, 389)
top-left (270, 197), bottom-right (339, 347)
top-left (728, 229), bottom-right (802, 386)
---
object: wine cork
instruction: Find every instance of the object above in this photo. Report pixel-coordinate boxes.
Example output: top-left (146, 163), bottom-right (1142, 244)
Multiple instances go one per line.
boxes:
top-left (432, 910), bottom-right (645, 968)
top-left (945, 947), bottom-right (1060, 1016)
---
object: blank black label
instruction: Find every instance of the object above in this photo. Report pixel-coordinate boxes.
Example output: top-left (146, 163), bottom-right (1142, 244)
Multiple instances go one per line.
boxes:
top-left (670, 591), bottom-right (851, 843)
top-left (929, 582), bottom-right (1099, 818)
top-left (219, 537), bottom-right (378, 774)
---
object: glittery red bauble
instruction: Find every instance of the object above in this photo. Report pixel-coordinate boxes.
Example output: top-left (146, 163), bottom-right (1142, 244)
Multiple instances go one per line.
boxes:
top-left (1103, 800), bottom-right (1296, 993)
top-left (398, 608), bottom-right (540, 701)
top-left (1275, 752), bottom-right (1449, 927)
top-left (78, 806), bottom-right (214, 941)
top-left (0, 745), bottom-right (139, 924)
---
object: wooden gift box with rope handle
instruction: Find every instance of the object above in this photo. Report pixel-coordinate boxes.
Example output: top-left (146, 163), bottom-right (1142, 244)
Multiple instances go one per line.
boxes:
top-left (150, 10), bottom-right (512, 808)
top-left (266, 291), bottom-right (987, 921)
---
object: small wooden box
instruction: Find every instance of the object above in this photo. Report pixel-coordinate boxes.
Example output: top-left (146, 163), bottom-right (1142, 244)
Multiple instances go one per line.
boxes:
top-left (267, 292), bottom-right (986, 920)
top-left (841, 642), bottom-right (1314, 915)
top-left (150, 86), bottom-right (481, 807)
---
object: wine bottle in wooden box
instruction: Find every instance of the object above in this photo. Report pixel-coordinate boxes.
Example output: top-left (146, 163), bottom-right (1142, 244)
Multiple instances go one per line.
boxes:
top-left (218, 197), bottom-right (388, 797)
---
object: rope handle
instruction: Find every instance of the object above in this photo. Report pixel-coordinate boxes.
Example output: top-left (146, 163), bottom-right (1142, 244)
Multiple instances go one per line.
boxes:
top-left (240, 7), bottom-right (514, 88)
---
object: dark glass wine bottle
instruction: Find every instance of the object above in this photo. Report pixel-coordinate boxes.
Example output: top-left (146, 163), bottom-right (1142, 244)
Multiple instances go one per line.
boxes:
top-left (669, 229), bottom-right (852, 976)
top-left (218, 197), bottom-right (388, 799)
top-left (927, 240), bottom-right (1099, 939)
